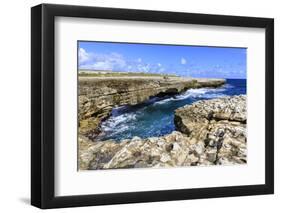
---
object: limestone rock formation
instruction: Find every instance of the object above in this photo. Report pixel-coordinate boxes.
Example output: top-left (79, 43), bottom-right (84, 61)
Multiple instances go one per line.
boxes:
top-left (79, 76), bottom-right (225, 138)
top-left (79, 95), bottom-right (247, 170)
top-left (174, 95), bottom-right (247, 165)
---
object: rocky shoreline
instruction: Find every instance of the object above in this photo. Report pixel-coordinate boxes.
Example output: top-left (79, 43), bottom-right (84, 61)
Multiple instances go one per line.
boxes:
top-left (79, 76), bottom-right (225, 139)
top-left (79, 95), bottom-right (246, 170)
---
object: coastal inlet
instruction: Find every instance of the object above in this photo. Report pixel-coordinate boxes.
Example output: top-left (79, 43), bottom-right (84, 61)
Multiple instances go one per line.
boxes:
top-left (78, 76), bottom-right (247, 170)
top-left (97, 79), bottom-right (246, 141)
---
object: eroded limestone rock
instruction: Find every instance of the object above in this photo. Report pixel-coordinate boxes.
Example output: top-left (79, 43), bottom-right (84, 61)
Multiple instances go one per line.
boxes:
top-left (78, 95), bottom-right (246, 170)
top-left (175, 95), bottom-right (247, 165)
top-left (78, 77), bottom-right (225, 137)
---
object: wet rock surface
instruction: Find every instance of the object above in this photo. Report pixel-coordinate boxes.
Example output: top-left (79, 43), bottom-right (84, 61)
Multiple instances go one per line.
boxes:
top-left (79, 95), bottom-right (246, 170)
top-left (78, 77), bottom-right (225, 138)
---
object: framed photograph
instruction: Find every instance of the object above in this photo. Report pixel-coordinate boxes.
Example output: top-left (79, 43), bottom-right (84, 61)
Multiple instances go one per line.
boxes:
top-left (31, 3), bottom-right (274, 209)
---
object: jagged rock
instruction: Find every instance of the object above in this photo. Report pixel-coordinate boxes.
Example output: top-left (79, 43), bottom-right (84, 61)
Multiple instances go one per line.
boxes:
top-left (78, 77), bottom-right (225, 136)
top-left (175, 95), bottom-right (247, 165)
top-left (78, 95), bottom-right (246, 170)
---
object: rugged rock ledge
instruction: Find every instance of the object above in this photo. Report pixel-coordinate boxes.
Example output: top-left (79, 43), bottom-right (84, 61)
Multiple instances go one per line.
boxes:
top-left (79, 76), bottom-right (225, 138)
top-left (79, 95), bottom-right (246, 170)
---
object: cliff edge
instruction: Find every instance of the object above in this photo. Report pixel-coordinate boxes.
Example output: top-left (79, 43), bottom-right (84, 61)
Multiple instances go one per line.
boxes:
top-left (79, 95), bottom-right (246, 170)
top-left (79, 76), bottom-right (225, 138)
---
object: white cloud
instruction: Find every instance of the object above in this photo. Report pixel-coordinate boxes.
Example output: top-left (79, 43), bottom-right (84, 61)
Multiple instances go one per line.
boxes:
top-left (181, 57), bottom-right (187, 65)
top-left (78, 49), bottom-right (127, 71)
top-left (108, 53), bottom-right (127, 68)
top-left (79, 48), bottom-right (167, 74)
top-left (132, 60), bottom-right (167, 73)
top-left (81, 61), bottom-right (113, 70)
top-left (78, 48), bottom-right (90, 64)
top-left (136, 63), bottom-right (150, 72)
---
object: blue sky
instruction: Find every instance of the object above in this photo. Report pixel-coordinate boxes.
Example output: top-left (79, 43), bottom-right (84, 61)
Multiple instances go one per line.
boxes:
top-left (78, 41), bottom-right (246, 79)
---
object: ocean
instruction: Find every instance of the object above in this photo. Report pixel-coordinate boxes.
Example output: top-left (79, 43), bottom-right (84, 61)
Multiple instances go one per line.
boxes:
top-left (97, 79), bottom-right (246, 141)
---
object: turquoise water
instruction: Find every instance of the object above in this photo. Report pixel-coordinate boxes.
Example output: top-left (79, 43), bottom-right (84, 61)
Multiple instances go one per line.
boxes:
top-left (97, 79), bottom-right (246, 141)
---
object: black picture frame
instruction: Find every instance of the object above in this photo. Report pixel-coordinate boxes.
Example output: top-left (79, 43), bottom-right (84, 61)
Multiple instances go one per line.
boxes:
top-left (31, 3), bottom-right (274, 209)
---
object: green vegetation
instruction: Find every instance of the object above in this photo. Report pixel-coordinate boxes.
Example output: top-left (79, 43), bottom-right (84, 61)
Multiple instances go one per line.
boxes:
top-left (78, 70), bottom-right (178, 78)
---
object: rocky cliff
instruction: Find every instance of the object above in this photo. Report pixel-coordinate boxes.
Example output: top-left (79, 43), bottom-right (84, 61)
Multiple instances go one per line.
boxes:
top-left (79, 95), bottom-right (246, 170)
top-left (79, 76), bottom-right (225, 138)
top-left (174, 95), bottom-right (247, 165)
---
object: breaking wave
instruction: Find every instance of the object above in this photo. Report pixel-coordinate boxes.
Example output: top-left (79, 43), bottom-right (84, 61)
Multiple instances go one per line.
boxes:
top-left (153, 84), bottom-right (232, 106)
top-left (98, 80), bottom-right (245, 141)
